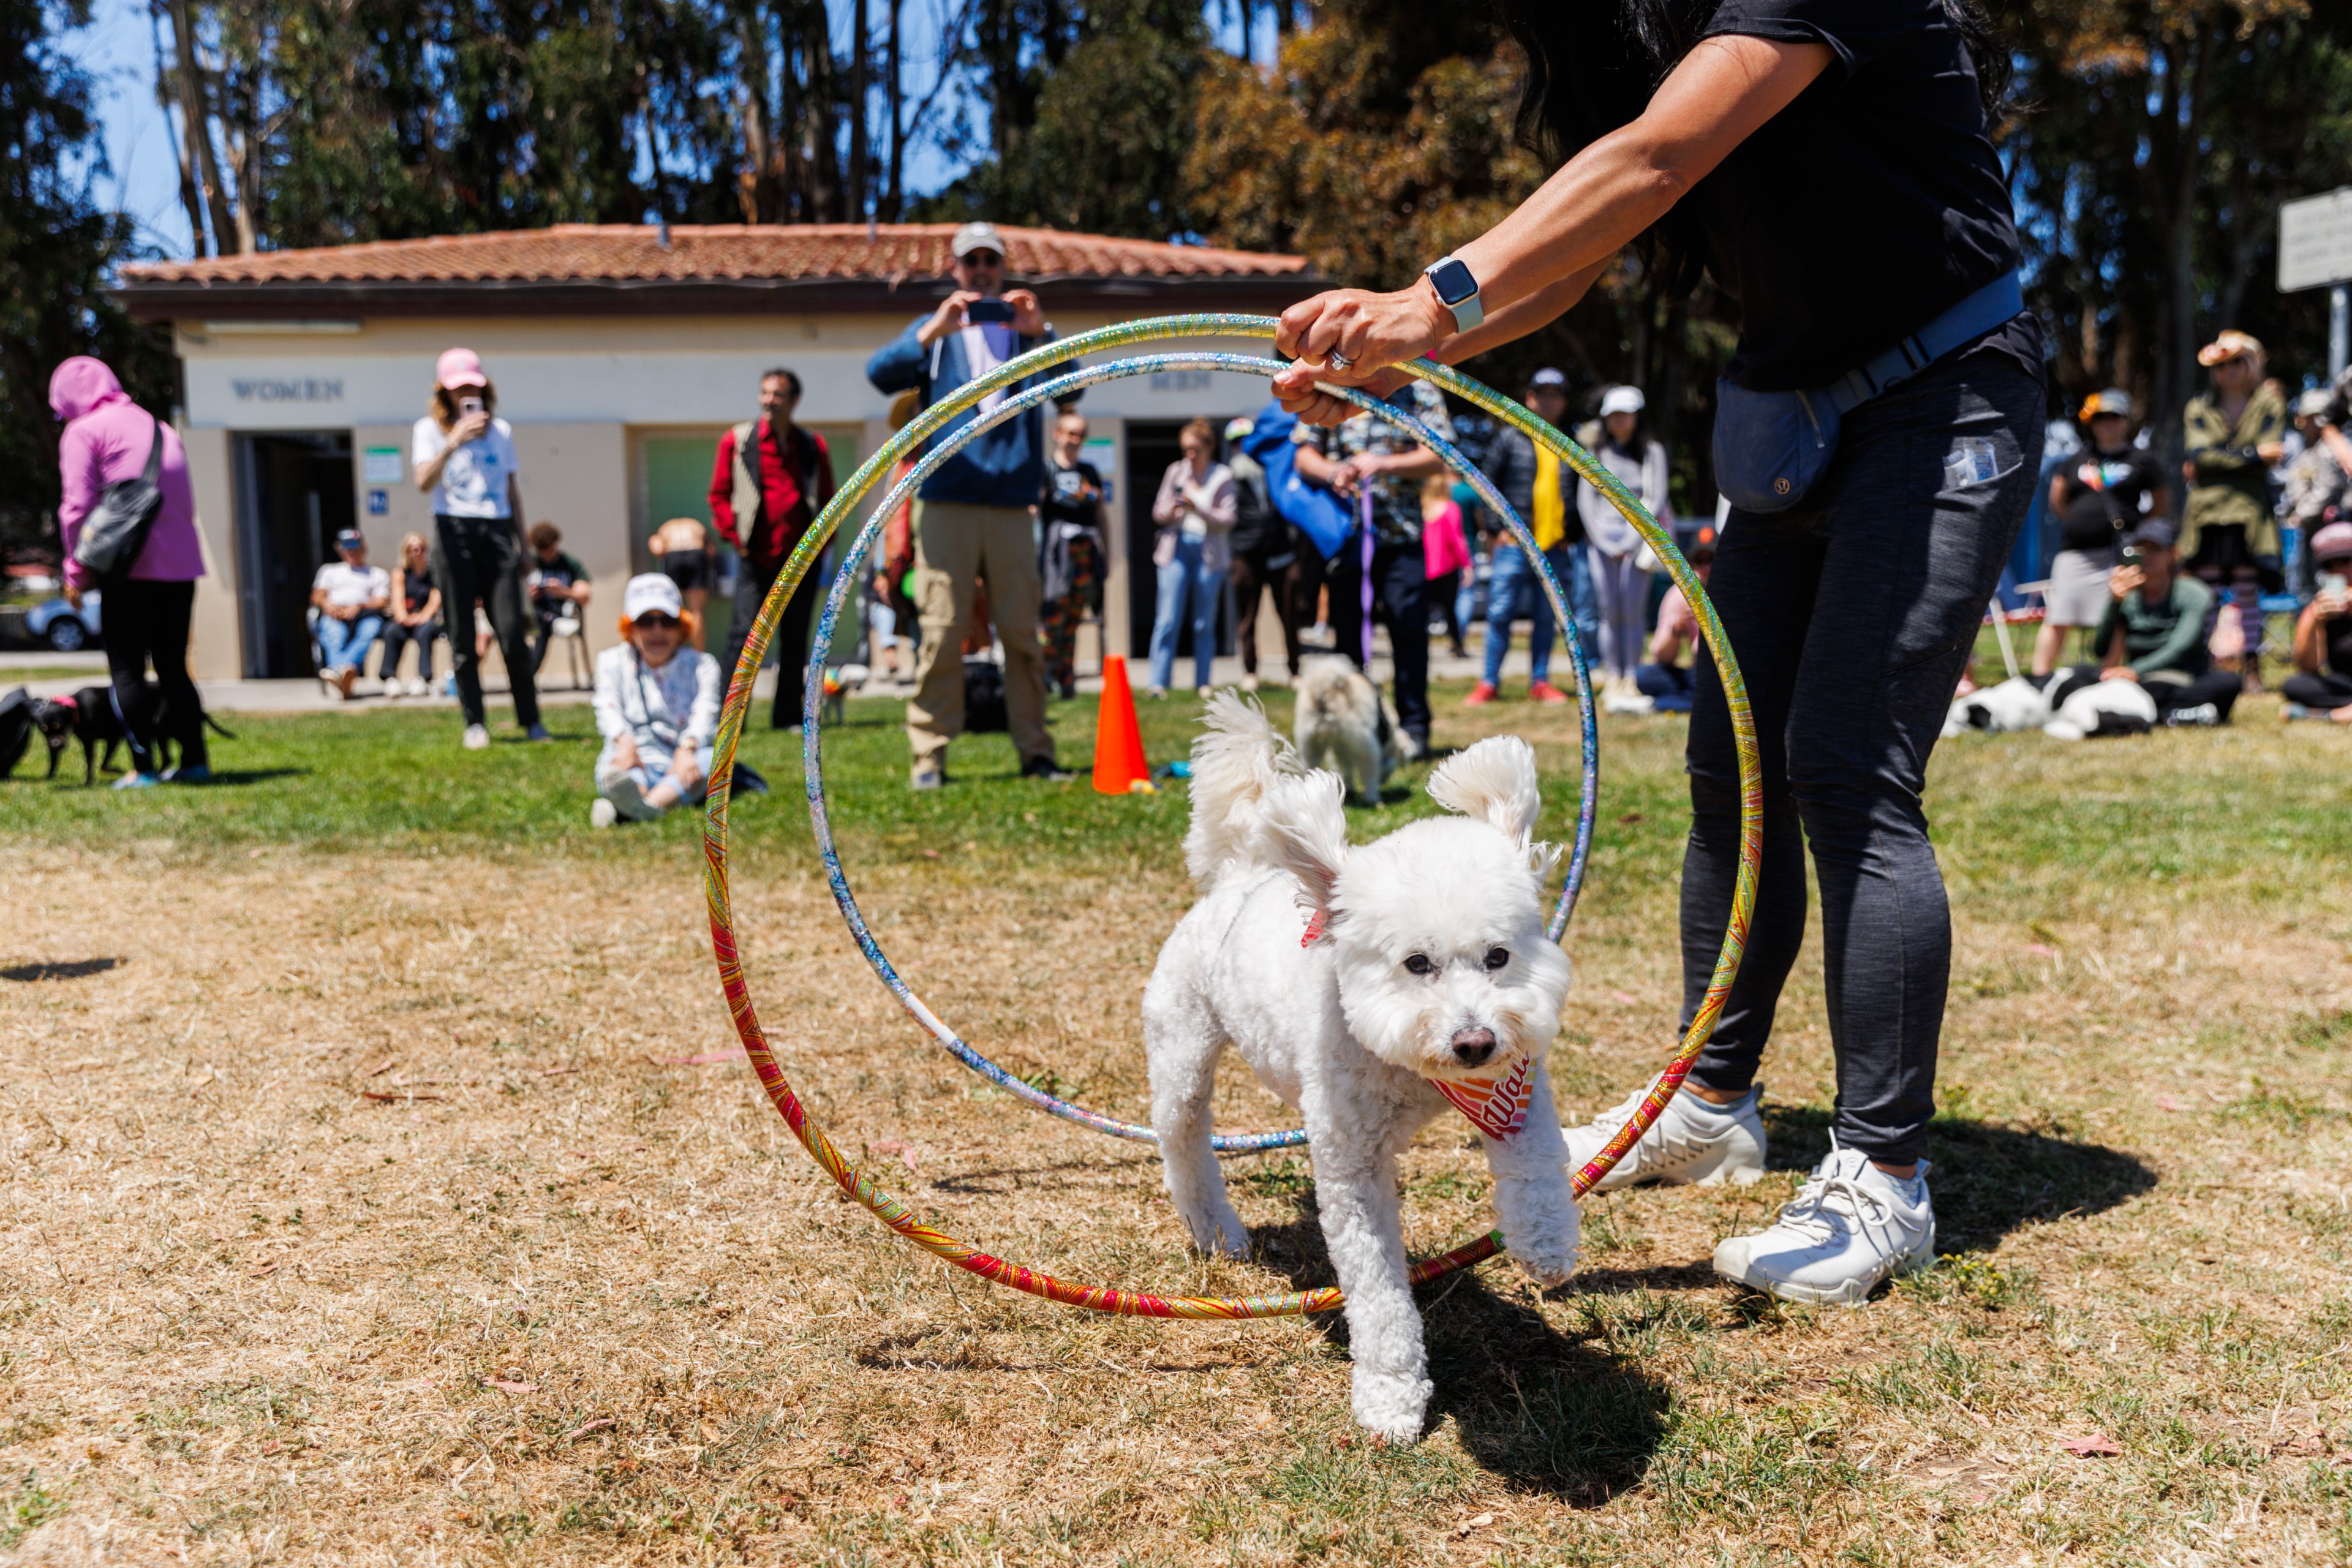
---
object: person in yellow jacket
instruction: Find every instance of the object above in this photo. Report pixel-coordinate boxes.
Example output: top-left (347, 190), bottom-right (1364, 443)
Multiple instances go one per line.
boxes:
top-left (1465, 368), bottom-right (1601, 704)
top-left (2180, 330), bottom-right (2289, 688)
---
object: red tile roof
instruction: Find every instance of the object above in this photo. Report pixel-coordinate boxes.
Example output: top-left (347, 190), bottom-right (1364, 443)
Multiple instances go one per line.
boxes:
top-left (121, 224), bottom-right (1308, 286)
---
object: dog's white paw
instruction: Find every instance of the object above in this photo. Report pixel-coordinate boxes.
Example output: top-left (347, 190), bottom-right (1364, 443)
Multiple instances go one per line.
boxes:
top-left (1184, 1205), bottom-right (1251, 1260)
top-left (1350, 1368), bottom-right (1432, 1445)
top-left (1510, 1237), bottom-right (1579, 1289)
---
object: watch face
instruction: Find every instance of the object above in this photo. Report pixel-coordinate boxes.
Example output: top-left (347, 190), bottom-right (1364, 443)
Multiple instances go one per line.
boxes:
top-left (1428, 258), bottom-right (1478, 307)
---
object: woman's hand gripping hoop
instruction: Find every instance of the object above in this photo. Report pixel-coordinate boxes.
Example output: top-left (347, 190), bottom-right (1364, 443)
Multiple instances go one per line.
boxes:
top-left (702, 315), bottom-right (1763, 1318)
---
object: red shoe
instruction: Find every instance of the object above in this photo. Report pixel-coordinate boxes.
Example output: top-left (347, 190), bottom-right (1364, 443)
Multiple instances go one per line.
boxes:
top-left (1528, 679), bottom-right (1572, 706)
top-left (1461, 681), bottom-right (1498, 707)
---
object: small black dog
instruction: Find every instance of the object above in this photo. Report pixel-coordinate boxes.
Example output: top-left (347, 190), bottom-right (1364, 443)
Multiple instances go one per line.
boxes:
top-left (35, 684), bottom-right (233, 784)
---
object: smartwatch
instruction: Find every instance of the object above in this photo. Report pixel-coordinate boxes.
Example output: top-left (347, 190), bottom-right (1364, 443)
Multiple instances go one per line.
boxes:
top-left (1423, 255), bottom-right (1483, 334)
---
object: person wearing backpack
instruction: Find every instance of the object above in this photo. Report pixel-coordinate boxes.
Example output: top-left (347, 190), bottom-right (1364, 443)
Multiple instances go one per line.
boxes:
top-left (51, 356), bottom-right (208, 789)
top-left (1223, 412), bottom-right (1319, 691)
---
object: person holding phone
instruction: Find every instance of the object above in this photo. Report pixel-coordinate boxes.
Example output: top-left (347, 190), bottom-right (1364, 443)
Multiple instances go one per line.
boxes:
top-left (866, 222), bottom-right (1068, 788)
top-left (2035, 390), bottom-right (2167, 676)
top-left (1268, 0), bottom-right (2047, 1307)
top-left (2081, 519), bottom-right (2236, 725)
top-left (2285, 521), bottom-right (2352, 720)
top-left (413, 347), bottom-right (545, 749)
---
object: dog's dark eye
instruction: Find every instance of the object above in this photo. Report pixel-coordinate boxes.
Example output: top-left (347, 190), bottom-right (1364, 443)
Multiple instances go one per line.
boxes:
top-left (1483, 948), bottom-right (1510, 971)
top-left (1403, 954), bottom-right (1434, 976)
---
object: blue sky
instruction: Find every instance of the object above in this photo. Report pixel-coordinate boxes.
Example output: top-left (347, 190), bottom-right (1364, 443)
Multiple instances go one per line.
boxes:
top-left (63, 0), bottom-right (1272, 262)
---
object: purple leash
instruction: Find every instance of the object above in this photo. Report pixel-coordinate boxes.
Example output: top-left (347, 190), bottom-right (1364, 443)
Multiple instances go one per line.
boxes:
top-left (1359, 483), bottom-right (1376, 666)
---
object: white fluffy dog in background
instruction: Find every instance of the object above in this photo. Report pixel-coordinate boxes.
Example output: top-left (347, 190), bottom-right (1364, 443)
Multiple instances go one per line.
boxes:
top-left (1293, 656), bottom-right (1389, 804)
top-left (1144, 695), bottom-right (1578, 1442)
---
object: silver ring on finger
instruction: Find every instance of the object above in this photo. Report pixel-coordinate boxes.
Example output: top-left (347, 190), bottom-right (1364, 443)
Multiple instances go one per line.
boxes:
top-left (1325, 350), bottom-right (1352, 372)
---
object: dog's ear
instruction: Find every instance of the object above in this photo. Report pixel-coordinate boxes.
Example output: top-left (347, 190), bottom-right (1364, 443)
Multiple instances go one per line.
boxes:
top-left (1254, 771), bottom-right (1349, 914)
top-left (1428, 736), bottom-right (1542, 846)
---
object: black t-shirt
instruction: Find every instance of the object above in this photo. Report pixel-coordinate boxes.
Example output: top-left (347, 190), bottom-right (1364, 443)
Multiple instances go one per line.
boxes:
top-left (402, 566), bottom-right (432, 614)
top-left (1694, 0), bottom-right (2027, 391)
top-left (2326, 612), bottom-right (2352, 678)
top-left (1040, 458), bottom-right (1104, 531)
top-left (2054, 444), bottom-right (2167, 555)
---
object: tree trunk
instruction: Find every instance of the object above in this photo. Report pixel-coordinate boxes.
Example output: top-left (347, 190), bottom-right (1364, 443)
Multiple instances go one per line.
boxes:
top-left (165, 0), bottom-right (238, 254)
top-left (885, 0), bottom-right (903, 218)
top-left (850, 0), bottom-right (869, 222)
top-left (149, 0), bottom-right (208, 257)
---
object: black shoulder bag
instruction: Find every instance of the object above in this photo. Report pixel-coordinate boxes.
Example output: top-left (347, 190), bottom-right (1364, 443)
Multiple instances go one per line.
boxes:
top-left (70, 414), bottom-right (167, 581)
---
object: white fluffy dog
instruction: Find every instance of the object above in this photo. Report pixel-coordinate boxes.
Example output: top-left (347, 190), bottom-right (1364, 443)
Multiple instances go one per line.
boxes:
top-left (1144, 695), bottom-right (1578, 1442)
top-left (1941, 671), bottom-right (2157, 741)
top-left (1293, 656), bottom-right (1389, 804)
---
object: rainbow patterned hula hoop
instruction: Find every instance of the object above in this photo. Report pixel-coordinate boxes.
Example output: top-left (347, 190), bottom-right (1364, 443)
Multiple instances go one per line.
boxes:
top-left (703, 315), bottom-right (1763, 1319)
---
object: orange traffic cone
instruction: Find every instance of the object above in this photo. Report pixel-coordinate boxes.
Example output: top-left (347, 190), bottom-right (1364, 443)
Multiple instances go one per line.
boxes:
top-left (1093, 655), bottom-right (1152, 794)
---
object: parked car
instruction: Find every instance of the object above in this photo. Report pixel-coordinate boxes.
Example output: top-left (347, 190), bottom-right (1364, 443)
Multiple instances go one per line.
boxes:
top-left (24, 592), bottom-right (100, 652)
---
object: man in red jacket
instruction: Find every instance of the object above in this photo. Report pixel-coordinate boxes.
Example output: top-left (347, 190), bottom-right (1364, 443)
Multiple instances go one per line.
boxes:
top-left (709, 366), bottom-right (836, 728)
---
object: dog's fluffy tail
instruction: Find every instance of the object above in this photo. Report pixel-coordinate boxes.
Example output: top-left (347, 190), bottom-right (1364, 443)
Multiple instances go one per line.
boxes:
top-left (1183, 692), bottom-right (1306, 888)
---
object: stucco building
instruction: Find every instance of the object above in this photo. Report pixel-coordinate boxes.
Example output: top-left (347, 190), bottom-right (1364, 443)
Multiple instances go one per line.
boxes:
top-left (113, 224), bottom-right (1317, 680)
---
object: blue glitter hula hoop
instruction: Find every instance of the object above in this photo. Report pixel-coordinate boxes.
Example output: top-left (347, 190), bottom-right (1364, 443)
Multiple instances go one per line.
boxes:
top-left (707, 317), bottom-right (1756, 1182)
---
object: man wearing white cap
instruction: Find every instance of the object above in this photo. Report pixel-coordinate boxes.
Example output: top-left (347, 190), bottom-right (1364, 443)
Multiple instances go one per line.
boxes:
top-left (413, 345), bottom-right (545, 748)
top-left (866, 221), bottom-right (1069, 787)
top-left (590, 574), bottom-right (723, 827)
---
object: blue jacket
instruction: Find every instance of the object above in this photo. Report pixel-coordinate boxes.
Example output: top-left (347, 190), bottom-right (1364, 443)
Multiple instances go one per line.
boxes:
top-left (865, 315), bottom-right (1065, 508)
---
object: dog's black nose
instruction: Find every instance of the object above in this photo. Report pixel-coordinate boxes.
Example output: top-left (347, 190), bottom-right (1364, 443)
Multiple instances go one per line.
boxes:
top-left (1450, 1028), bottom-right (1497, 1066)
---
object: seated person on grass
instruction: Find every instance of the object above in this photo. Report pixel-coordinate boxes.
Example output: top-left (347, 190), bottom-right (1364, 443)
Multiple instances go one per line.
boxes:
top-left (312, 529), bottom-right (390, 700)
top-left (590, 575), bottom-right (720, 828)
top-left (2081, 519), bottom-right (2237, 726)
top-left (527, 521), bottom-right (594, 671)
top-left (2284, 520), bottom-right (2352, 722)
top-left (1634, 531), bottom-right (1713, 713)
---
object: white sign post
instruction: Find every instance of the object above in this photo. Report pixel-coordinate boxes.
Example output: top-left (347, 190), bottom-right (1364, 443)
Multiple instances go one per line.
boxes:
top-left (2281, 187), bottom-right (2352, 379)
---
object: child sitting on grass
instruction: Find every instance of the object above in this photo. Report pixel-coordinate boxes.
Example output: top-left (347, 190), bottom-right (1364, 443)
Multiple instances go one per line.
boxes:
top-left (591, 575), bottom-right (721, 827)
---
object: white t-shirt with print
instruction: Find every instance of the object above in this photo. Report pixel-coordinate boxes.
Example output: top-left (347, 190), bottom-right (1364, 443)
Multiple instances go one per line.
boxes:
top-left (313, 561), bottom-right (390, 610)
top-left (412, 415), bottom-right (519, 518)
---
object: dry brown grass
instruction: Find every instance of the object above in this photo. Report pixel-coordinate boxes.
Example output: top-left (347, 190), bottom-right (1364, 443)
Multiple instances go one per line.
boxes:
top-left (5, 704), bottom-right (2352, 1566)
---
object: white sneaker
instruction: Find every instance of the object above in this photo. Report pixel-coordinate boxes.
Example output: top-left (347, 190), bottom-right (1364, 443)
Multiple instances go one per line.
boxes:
top-left (1603, 686), bottom-right (1655, 715)
top-left (1713, 1143), bottom-right (1936, 1306)
top-left (1564, 1079), bottom-right (1767, 1193)
top-left (1241, 673), bottom-right (1259, 693)
top-left (462, 723), bottom-right (491, 751)
top-left (405, 677), bottom-right (428, 697)
top-left (589, 797), bottom-right (619, 828)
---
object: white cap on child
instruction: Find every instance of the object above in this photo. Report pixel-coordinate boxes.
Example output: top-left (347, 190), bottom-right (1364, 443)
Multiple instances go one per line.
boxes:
top-left (623, 573), bottom-right (684, 623)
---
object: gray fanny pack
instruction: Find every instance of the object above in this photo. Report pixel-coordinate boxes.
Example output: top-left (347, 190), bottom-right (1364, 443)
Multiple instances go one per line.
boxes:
top-left (1713, 271), bottom-right (2024, 514)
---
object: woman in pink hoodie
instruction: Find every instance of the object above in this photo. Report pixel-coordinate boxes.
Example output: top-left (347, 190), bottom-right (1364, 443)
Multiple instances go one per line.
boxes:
top-left (53, 356), bottom-right (208, 786)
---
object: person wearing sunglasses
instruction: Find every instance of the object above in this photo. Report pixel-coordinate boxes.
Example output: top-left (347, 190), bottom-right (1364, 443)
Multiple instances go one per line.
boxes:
top-left (590, 575), bottom-right (722, 827)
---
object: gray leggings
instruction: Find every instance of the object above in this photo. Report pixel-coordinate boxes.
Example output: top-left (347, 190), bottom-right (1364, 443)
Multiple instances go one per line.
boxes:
top-left (1679, 344), bottom-right (2045, 1163)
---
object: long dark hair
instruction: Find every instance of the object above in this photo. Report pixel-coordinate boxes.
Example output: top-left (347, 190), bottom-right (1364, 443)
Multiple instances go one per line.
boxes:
top-left (1499, 0), bottom-right (2011, 282)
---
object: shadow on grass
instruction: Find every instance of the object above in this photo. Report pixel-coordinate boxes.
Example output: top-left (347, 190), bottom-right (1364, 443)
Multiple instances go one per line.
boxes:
top-left (1250, 1208), bottom-right (1670, 1503)
top-left (188, 767), bottom-right (309, 787)
top-left (1, 957), bottom-right (121, 982)
top-left (1760, 1104), bottom-right (2156, 1253)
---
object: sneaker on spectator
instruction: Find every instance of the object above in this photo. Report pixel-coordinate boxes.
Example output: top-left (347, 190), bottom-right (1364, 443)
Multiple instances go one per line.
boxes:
top-left (1713, 1144), bottom-right (1936, 1306)
top-left (405, 677), bottom-right (429, 697)
top-left (164, 764), bottom-right (212, 785)
top-left (1021, 755), bottom-right (1073, 782)
top-left (112, 771), bottom-right (160, 791)
top-left (462, 723), bottom-right (491, 751)
top-left (1564, 1079), bottom-right (1768, 1193)
top-left (910, 763), bottom-right (946, 791)
top-left (1241, 673), bottom-right (1259, 693)
top-left (1528, 679), bottom-right (1572, 706)
top-left (1604, 685), bottom-right (1655, 715)
top-left (589, 798), bottom-right (619, 829)
top-left (524, 723), bottom-right (553, 742)
top-left (1462, 681), bottom-right (1498, 707)
top-left (2163, 703), bottom-right (2220, 727)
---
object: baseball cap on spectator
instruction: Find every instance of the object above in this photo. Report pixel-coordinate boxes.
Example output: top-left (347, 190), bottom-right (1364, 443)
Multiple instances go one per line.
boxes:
top-left (335, 529), bottom-right (365, 551)
top-left (952, 222), bottom-right (1006, 260)
top-left (2125, 518), bottom-right (2177, 551)
top-left (435, 347), bottom-right (488, 388)
top-left (2080, 388), bottom-right (2134, 420)
top-left (2196, 330), bottom-right (2263, 367)
top-left (622, 573), bottom-right (684, 624)
top-left (2297, 388), bottom-right (2334, 419)
top-left (1599, 385), bottom-right (1646, 417)
top-left (2310, 521), bottom-right (2352, 564)
top-left (1224, 416), bottom-right (1254, 443)
top-left (1528, 368), bottom-right (1568, 391)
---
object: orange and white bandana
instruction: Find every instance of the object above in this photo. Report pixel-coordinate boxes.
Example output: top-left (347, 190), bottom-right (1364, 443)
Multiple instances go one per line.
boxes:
top-left (1428, 1054), bottom-right (1536, 1142)
top-left (1300, 908), bottom-right (1533, 1142)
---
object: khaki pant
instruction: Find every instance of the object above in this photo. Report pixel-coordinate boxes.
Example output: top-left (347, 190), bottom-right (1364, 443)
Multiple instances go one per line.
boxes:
top-left (907, 500), bottom-right (1053, 772)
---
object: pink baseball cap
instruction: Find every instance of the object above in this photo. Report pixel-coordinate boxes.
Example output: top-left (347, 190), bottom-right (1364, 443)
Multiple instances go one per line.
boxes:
top-left (435, 347), bottom-right (488, 388)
